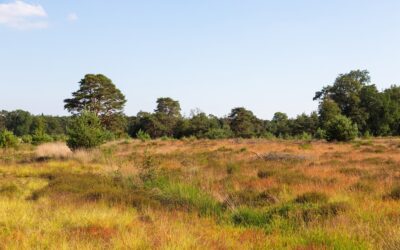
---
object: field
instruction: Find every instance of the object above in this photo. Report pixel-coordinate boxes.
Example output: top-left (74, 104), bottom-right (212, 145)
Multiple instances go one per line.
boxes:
top-left (1, 138), bottom-right (400, 249)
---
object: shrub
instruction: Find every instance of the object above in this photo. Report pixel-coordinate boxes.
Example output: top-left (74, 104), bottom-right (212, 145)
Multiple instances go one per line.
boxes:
top-left (295, 132), bottom-right (312, 141)
top-left (204, 128), bottom-right (232, 139)
top-left (160, 135), bottom-right (173, 141)
top-left (294, 192), bottom-right (329, 204)
top-left (139, 151), bottom-right (157, 181)
top-left (136, 129), bottom-right (151, 142)
top-left (325, 115), bottom-right (358, 142)
top-left (21, 134), bottom-right (33, 144)
top-left (51, 134), bottom-right (68, 142)
top-left (66, 111), bottom-right (107, 150)
top-left (32, 133), bottom-right (53, 145)
top-left (0, 129), bottom-right (19, 149)
top-left (261, 132), bottom-right (276, 140)
top-left (314, 128), bottom-right (326, 140)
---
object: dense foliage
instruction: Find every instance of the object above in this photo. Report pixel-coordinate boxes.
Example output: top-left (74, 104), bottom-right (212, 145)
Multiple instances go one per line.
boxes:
top-left (64, 74), bottom-right (127, 134)
top-left (325, 115), bottom-right (358, 142)
top-left (2, 70), bottom-right (400, 145)
top-left (0, 129), bottom-right (19, 149)
top-left (66, 111), bottom-right (107, 150)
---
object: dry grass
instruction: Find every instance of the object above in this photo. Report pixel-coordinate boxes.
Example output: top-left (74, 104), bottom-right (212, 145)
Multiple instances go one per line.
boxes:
top-left (1, 138), bottom-right (400, 249)
top-left (35, 142), bottom-right (72, 159)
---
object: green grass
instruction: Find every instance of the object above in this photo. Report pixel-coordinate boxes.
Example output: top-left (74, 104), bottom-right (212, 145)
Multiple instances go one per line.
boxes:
top-left (145, 176), bottom-right (223, 217)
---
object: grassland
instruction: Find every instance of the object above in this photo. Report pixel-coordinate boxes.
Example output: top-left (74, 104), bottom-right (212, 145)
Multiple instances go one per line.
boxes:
top-left (1, 138), bottom-right (400, 249)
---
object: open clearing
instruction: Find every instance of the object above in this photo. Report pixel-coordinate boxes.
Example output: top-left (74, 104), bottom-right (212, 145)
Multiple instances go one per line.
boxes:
top-left (1, 138), bottom-right (400, 249)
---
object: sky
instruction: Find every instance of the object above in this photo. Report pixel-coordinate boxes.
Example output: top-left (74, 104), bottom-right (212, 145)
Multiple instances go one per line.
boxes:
top-left (1, 0), bottom-right (400, 119)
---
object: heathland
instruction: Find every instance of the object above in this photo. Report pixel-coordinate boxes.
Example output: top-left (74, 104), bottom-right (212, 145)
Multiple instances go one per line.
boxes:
top-left (1, 138), bottom-right (400, 249)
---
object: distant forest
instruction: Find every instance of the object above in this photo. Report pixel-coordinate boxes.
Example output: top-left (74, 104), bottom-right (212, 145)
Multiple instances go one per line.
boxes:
top-left (1, 69), bottom-right (400, 144)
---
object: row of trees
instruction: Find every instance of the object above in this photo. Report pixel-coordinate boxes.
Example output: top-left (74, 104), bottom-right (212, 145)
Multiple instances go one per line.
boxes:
top-left (1, 70), bottom-right (400, 149)
top-left (0, 110), bottom-right (68, 144)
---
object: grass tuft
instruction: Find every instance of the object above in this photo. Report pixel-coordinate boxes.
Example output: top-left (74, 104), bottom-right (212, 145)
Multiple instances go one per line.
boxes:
top-left (294, 192), bottom-right (329, 204)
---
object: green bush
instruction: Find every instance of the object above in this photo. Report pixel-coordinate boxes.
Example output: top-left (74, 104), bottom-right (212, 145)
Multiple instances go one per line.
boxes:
top-left (66, 111), bottom-right (107, 150)
top-left (325, 115), bottom-right (358, 142)
top-left (21, 134), bottom-right (33, 144)
top-left (51, 134), bottom-right (68, 142)
top-left (136, 129), bottom-right (151, 142)
top-left (261, 132), bottom-right (276, 140)
top-left (32, 133), bottom-right (53, 145)
top-left (314, 128), bottom-right (326, 140)
top-left (295, 132), bottom-right (312, 141)
top-left (0, 129), bottom-right (19, 149)
top-left (204, 128), bottom-right (232, 139)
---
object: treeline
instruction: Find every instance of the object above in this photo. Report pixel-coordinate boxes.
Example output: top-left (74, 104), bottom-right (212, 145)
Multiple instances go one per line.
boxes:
top-left (0, 110), bottom-right (69, 144)
top-left (1, 70), bottom-right (400, 148)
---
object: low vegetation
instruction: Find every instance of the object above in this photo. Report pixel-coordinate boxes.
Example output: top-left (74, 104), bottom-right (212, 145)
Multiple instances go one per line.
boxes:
top-left (0, 138), bottom-right (400, 249)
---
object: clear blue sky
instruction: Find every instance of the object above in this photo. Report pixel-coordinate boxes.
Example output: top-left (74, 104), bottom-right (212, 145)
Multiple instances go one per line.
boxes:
top-left (1, 0), bottom-right (400, 119)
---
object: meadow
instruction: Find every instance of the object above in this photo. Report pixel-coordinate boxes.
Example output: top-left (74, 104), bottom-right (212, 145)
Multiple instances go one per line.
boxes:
top-left (0, 138), bottom-right (400, 249)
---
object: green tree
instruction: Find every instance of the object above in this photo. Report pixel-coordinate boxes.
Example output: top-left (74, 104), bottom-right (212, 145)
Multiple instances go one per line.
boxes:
top-left (325, 115), bottom-right (358, 142)
top-left (132, 111), bottom-right (167, 138)
top-left (64, 74), bottom-right (127, 132)
top-left (186, 111), bottom-right (220, 138)
top-left (382, 85), bottom-right (400, 135)
top-left (0, 111), bottom-right (7, 131)
top-left (43, 116), bottom-right (69, 135)
top-left (5, 110), bottom-right (33, 136)
top-left (270, 112), bottom-right (290, 137)
top-left (31, 116), bottom-right (53, 145)
top-left (228, 107), bottom-right (259, 138)
top-left (291, 112), bottom-right (319, 136)
top-left (66, 111), bottom-right (107, 150)
top-left (318, 98), bottom-right (341, 129)
top-left (314, 70), bottom-right (370, 132)
top-left (154, 97), bottom-right (181, 117)
top-left (154, 97), bottom-right (182, 137)
top-left (359, 85), bottom-right (389, 135)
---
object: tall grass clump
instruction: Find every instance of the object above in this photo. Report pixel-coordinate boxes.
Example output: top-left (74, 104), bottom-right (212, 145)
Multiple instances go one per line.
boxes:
top-left (35, 142), bottom-right (72, 159)
top-left (146, 176), bottom-right (223, 217)
top-left (232, 208), bottom-right (271, 227)
top-left (294, 192), bottom-right (329, 204)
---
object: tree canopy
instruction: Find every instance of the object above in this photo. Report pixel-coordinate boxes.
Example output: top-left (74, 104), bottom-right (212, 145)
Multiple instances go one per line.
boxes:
top-left (64, 74), bottom-right (127, 132)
